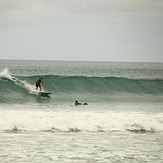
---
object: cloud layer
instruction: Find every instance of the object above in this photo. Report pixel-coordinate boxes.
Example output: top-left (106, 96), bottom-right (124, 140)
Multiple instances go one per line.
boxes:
top-left (0, 0), bottom-right (163, 62)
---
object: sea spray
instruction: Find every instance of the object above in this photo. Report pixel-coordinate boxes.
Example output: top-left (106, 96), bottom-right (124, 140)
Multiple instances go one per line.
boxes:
top-left (0, 69), bottom-right (38, 95)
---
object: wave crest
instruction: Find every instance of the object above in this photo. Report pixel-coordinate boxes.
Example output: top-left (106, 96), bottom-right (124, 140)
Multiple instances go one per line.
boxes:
top-left (1, 69), bottom-right (163, 103)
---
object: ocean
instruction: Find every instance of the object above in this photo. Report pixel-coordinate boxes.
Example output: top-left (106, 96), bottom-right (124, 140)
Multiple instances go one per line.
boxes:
top-left (0, 60), bottom-right (163, 163)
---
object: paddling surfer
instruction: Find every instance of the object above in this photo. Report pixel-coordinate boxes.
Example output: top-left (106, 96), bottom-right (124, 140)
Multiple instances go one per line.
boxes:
top-left (75, 101), bottom-right (82, 105)
top-left (36, 76), bottom-right (44, 91)
top-left (75, 101), bottom-right (88, 106)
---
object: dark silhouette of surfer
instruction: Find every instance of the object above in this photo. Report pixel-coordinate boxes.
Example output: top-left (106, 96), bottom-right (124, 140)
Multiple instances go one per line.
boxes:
top-left (75, 101), bottom-right (88, 106)
top-left (75, 101), bottom-right (82, 105)
top-left (36, 76), bottom-right (44, 91)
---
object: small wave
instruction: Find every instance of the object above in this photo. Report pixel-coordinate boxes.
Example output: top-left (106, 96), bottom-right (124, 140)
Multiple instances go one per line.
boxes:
top-left (0, 110), bottom-right (162, 133)
top-left (126, 124), bottom-right (156, 133)
top-left (3, 126), bottom-right (26, 133)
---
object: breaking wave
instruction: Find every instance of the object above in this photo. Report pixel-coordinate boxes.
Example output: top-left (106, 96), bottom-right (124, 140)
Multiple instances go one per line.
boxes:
top-left (0, 109), bottom-right (162, 133)
top-left (0, 69), bottom-right (163, 103)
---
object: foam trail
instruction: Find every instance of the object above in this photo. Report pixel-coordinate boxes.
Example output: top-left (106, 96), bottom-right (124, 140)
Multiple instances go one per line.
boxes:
top-left (12, 77), bottom-right (37, 94)
top-left (0, 69), bottom-right (37, 95)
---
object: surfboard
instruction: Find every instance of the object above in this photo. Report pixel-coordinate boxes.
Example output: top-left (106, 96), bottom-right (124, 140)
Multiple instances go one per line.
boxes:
top-left (38, 92), bottom-right (51, 97)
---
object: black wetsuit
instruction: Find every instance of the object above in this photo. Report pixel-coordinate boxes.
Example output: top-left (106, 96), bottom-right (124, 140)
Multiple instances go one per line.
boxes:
top-left (36, 79), bottom-right (42, 88)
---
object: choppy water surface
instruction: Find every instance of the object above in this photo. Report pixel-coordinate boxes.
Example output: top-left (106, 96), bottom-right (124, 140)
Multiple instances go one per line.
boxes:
top-left (0, 60), bottom-right (163, 162)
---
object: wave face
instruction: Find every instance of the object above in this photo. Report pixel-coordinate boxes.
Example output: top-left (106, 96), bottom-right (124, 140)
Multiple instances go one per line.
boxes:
top-left (0, 69), bottom-right (163, 103)
top-left (41, 75), bottom-right (163, 94)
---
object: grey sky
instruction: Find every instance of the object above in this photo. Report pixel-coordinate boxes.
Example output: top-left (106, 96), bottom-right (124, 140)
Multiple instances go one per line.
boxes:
top-left (0, 0), bottom-right (163, 62)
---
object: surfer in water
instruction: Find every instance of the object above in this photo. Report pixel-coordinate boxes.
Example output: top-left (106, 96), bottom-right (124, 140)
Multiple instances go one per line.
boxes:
top-left (75, 101), bottom-right (82, 105)
top-left (75, 101), bottom-right (88, 106)
top-left (36, 76), bottom-right (44, 91)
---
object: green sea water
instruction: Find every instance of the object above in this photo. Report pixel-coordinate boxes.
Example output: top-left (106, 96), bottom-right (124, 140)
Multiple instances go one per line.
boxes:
top-left (0, 60), bottom-right (163, 163)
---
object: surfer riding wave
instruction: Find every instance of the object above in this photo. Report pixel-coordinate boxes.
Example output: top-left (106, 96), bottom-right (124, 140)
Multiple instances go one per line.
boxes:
top-left (36, 76), bottom-right (44, 91)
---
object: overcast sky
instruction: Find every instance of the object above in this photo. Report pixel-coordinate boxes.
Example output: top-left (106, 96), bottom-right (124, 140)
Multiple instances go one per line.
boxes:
top-left (0, 0), bottom-right (163, 62)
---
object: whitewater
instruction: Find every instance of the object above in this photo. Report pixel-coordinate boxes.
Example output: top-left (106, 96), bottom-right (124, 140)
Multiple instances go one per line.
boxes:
top-left (0, 60), bottom-right (163, 163)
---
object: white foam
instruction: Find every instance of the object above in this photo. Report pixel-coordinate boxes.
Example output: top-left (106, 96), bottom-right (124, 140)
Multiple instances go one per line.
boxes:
top-left (0, 68), bottom-right (12, 79)
top-left (0, 106), bottom-right (162, 133)
top-left (12, 77), bottom-right (38, 94)
top-left (0, 68), bottom-right (38, 95)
